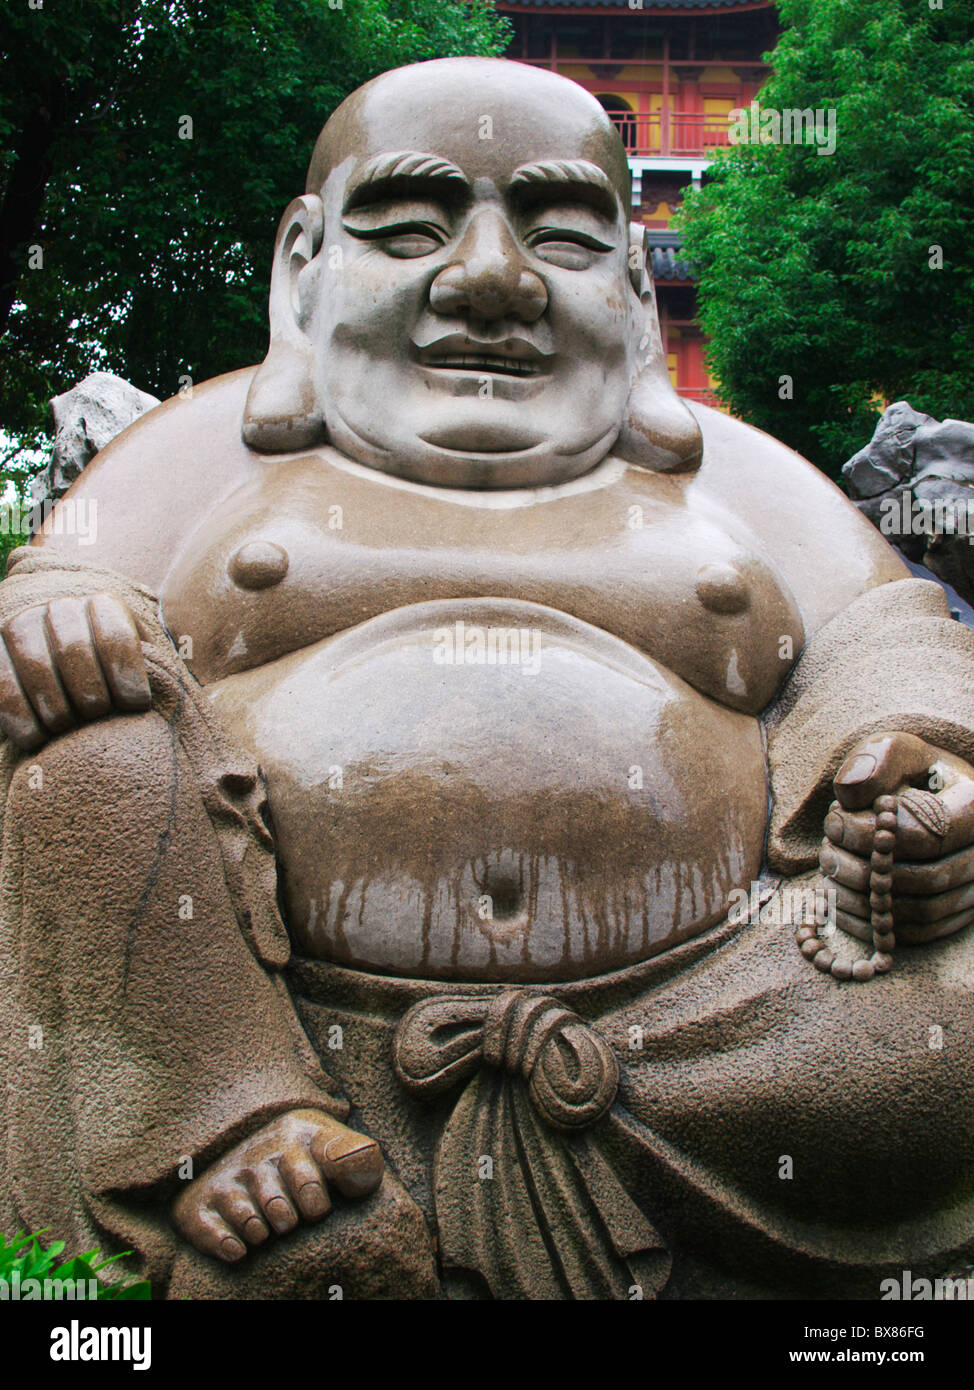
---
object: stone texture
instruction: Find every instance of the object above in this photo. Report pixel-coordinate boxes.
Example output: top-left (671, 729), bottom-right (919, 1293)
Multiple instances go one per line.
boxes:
top-left (2, 58), bottom-right (974, 1301)
top-left (843, 401), bottom-right (974, 604)
top-left (30, 371), bottom-right (160, 506)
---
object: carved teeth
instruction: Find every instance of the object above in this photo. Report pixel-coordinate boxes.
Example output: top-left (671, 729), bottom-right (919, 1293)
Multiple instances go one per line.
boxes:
top-left (423, 356), bottom-right (539, 376)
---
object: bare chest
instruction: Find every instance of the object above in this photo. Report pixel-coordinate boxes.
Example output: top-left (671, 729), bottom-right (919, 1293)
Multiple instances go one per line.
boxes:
top-left (161, 453), bottom-right (803, 716)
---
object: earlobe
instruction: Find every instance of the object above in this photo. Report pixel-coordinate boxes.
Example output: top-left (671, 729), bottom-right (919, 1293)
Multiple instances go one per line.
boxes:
top-left (242, 195), bottom-right (326, 454)
top-left (615, 224), bottom-right (704, 474)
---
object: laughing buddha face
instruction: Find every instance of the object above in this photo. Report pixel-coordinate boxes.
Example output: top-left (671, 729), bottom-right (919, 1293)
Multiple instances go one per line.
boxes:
top-left (243, 58), bottom-right (702, 488)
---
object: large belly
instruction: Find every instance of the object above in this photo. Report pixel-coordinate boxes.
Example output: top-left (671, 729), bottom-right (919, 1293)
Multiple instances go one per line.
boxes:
top-left (208, 599), bottom-right (767, 982)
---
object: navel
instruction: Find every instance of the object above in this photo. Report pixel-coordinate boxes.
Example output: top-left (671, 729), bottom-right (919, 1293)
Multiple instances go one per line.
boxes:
top-left (228, 540), bottom-right (290, 590)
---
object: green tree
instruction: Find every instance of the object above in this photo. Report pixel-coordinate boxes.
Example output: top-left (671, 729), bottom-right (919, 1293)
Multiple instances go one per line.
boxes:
top-left (678, 0), bottom-right (974, 476)
top-left (0, 0), bottom-right (508, 467)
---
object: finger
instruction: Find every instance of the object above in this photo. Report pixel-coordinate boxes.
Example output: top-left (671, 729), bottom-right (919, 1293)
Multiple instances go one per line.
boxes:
top-left (825, 798), bottom-right (952, 863)
top-left (211, 1184), bottom-right (272, 1246)
top-left (819, 839), bottom-right (870, 892)
top-left (824, 802), bottom-right (877, 858)
top-left (173, 1198), bottom-right (247, 1263)
top-left (44, 597), bottom-right (112, 721)
top-left (2, 608), bottom-right (75, 735)
top-left (243, 1160), bottom-right (300, 1235)
top-left (894, 878), bottom-right (974, 927)
top-left (934, 780), bottom-right (974, 856)
top-left (87, 594), bottom-right (151, 711)
top-left (833, 733), bottom-right (933, 811)
top-left (278, 1149), bottom-right (332, 1221)
top-left (833, 907), bottom-right (875, 944)
top-left (893, 842), bottom-right (974, 895)
top-left (832, 880), bottom-right (871, 921)
top-left (0, 640), bottom-right (46, 750)
top-left (896, 904), bottom-right (974, 945)
top-left (310, 1118), bottom-right (384, 1200)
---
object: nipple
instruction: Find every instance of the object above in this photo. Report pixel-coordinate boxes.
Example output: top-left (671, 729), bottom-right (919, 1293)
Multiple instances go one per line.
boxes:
top-left (228, 540), bottom-right (289, 590)
top-left (695, 562), bottom-right (749, 615)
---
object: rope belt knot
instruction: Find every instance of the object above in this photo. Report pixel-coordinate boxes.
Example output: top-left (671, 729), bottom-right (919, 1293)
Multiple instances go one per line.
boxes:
top-left (393, 988), bottom-right (619, 1131)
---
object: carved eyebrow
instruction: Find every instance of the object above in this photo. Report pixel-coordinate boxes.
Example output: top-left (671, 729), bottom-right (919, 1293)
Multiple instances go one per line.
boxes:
top-left (509, 160), bottom-right (619, 220)
top-left (343, 151), bottom-right (471, 213)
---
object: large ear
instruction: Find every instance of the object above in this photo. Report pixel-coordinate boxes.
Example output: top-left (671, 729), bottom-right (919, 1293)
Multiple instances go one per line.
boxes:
top-left (242, 194), bottom-right (325, 453)
top-left (615, 223), bottom-right (704, 473)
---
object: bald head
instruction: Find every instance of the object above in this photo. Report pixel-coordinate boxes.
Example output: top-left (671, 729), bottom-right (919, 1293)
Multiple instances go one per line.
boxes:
top-left (241, 54), bottom-right (700, 485)
top-left (306, 58), bottom-right (631, 210)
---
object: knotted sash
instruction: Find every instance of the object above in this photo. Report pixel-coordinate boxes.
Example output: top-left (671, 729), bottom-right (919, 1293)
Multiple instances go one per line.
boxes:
top-left (393, 990), bottom-right (670, 1299)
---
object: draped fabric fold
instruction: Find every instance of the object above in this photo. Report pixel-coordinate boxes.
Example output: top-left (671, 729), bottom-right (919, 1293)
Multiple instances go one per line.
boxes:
top-left (394, 990), bottom-right (670, 1299)
top-left (0, 550), bottom-right (345, 1292)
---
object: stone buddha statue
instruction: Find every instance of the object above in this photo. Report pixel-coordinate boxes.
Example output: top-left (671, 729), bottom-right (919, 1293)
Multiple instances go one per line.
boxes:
top-left (2, 58), bottom-right (974, 1300)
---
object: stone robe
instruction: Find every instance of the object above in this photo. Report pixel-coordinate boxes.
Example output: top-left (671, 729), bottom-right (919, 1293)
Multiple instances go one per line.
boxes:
top-left (2, 372), bottom-right (974, 1298)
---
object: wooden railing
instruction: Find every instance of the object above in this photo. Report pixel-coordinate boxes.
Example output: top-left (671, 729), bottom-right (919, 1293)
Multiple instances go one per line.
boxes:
top-left (675, 385), bottom-right (722, 405)
top-left (611, 110), bottom-right (733, 157)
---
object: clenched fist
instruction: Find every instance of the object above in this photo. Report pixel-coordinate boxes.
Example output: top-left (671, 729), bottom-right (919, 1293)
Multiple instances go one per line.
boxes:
top-left (820, 731), bottom-right (974, 945)
top-left (0, 594), bottom-right (151, 752)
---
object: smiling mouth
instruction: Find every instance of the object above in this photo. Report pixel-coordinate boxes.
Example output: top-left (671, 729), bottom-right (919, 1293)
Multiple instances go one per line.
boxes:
top-left (415, 333), bottom-right (552, 379)
top-left (421, 354), bottom-right (543, 377)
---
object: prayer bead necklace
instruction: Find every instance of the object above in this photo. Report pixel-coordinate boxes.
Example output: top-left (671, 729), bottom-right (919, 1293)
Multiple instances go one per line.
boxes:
top-left (797, 793), bottom-right (898, 983)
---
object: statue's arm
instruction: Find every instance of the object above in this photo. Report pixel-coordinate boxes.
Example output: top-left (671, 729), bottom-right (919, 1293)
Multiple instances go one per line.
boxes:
top-left (688, 401), bottom-right (909, 632)
top-left (30, 368), bottom-right (265, 592)
top-left (4, 371), bottom-right (265, 746)
top-left (687, 404), bottom-right (974, 945)
top-left (0, 548), bottom-right (387, 1268)
top-left (764, 576), bottom-right (974, 948)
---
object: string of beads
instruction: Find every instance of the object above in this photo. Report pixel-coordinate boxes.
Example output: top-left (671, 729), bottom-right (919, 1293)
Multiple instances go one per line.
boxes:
top-left (796, 793), bottom-right (897, 983)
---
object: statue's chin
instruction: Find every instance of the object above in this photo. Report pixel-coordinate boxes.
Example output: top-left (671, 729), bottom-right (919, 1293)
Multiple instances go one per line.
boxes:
top-left (327, 414), bottom-right (618, 491)
top-left (378, 437), bottom-right (615, 490)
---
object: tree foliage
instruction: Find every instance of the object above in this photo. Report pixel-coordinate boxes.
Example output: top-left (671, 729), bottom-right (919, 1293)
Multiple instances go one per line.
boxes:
top-left (678, 0), bottom-right (974, 476)
top-left (0, 0), bottom-right (509, 465)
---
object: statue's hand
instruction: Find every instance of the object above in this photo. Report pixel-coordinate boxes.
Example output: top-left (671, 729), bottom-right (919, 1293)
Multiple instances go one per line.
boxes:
top-left (172, 1109), bottom-right (384, 1263)
top-left (820, 731), bottom-right (974, 945)
top-left (0, 594), bottom-right (151, 751)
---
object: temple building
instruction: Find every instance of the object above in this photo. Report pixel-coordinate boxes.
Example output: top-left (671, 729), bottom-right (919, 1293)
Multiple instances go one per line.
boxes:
top-left (495, 0), bottom-right (778, 403)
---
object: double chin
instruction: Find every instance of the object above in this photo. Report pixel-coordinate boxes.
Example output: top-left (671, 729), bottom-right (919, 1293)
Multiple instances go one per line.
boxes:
top-left (326, 406), bottom-right (617, 489)
top-left (322, 368), bottom-right (622, 487)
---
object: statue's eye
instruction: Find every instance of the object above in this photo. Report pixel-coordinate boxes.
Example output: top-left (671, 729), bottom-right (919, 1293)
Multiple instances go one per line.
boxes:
top-left (382, 233), bottom-right (441, 259)
top-left (526, 228), bottom-right (613, 271)
top-left (345, 221), bottom-right (446, 259)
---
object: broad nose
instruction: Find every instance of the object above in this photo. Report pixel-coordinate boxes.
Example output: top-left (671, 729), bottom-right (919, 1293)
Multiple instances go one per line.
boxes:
top-left (429, 210), bottom-right (547, 323)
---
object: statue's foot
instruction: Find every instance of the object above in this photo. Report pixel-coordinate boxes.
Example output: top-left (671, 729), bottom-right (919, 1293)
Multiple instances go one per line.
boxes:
top-left (172, 1109), bottom-right (383, 1263)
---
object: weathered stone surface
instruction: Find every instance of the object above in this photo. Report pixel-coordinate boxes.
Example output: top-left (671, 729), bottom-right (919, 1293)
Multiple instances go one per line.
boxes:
top-left (3, 59), bottom-right (974, 1303)
top-left (843, 402), bottom-right (974, 603)
top-left (841, 399), bottom-right (933, 497)
top-left (30, 371), bottom-right (159, 505)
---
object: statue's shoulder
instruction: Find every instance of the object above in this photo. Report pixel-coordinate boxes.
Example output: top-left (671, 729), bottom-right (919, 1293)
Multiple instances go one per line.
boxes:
top-left (32, 368), bottom-right (264, 592)
top-left (687, 403), bottom-right (908, 634)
